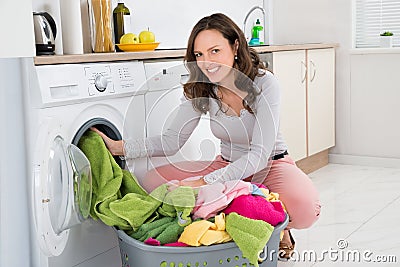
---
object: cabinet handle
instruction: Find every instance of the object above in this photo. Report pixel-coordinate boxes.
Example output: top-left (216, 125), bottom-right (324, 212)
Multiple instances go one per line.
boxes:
top-left (301, 61), bottom-right (307, 83)
top-left (310, 60), bottom-right (317, 82)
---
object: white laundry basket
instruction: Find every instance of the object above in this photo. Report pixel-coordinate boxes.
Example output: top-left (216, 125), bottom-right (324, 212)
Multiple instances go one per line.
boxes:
top-left (116, 214), bottom-right (288, 267)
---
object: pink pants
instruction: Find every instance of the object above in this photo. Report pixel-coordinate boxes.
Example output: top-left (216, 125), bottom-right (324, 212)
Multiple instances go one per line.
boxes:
top-left (142, 155), bottom-right (321, 229)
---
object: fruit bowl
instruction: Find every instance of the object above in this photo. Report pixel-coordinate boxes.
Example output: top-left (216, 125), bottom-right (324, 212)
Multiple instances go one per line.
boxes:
top-left (116, 42), bottom-right (160, 52)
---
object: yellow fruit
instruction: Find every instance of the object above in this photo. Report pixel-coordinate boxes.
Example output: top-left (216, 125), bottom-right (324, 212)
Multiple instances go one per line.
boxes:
top-left (139, 29), bottom-right (155, 43)
top-left (120, 33), bottom-right (139, 44)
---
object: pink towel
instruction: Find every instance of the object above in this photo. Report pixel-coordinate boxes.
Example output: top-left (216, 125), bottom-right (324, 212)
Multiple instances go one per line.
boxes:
top-left (192, 180), bottom-right (252, 220)
top-left (144, 237), bottom-right (160, 246)
top-left (145, 238), bottom-right (189, 247)
top-left (164, 242), bottom-right (189, 247)
top-left (223, 195), bottom-right (286, 226)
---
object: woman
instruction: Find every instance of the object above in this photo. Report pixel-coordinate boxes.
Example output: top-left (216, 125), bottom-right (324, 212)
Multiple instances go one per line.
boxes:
top-left (93, 13), bottom-right (320, 259)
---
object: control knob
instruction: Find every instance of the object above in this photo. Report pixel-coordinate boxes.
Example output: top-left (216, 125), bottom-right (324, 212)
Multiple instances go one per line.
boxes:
top-left (94, 74), bottom-right (109, 92)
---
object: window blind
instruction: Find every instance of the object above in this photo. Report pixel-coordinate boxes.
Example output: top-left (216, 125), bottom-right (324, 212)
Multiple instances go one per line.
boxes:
top-left (355, 0), bottom-right (400, 48)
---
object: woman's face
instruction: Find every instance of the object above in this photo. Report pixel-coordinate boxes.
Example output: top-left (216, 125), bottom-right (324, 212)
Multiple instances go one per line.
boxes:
top-left (193, 29), bottom-right (237, 84)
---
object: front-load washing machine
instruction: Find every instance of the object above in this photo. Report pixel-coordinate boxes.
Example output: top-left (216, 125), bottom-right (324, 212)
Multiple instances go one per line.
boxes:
top-left (21, 57), bottom-right (221, 267)
top-left (21, 58), bottom-right (148, 267)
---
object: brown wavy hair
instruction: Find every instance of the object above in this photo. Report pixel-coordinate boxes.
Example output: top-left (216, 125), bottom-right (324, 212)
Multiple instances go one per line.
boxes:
top-left (183, 13), bottom-right (266, 114)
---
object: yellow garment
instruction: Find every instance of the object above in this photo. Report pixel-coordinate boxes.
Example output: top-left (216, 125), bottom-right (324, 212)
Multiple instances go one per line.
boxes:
top-left (200, 230), bottom-right (232, 246)
top-left (265, 191), bottom-right (280, 202)
top-left (214, 212), bottom-right (226, 230)
top-left (178, 213), bottom-right (232, 246)
top-left (260, 188), bottom-right (269, 197)
top-left (261, 189), bottom-right (286, 211)
top-left (178, 220), bottom-right (213, 246)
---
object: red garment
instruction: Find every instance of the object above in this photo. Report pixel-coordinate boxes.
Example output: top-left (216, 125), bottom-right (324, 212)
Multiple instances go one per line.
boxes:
top-left (144, 237), bottom-right (160, 246)
top-left (223, 195), bottom-right (286, 226)
top-left (163, 241), bottom-right (189, 247)
top-left (144, 238), bottom-right (189, 247)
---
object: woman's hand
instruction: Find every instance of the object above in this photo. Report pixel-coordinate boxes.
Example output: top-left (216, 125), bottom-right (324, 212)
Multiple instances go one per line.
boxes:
top-left (179, 176), bottom-right (207, 187)
top-left (90, 127), bottom-right (124, 156)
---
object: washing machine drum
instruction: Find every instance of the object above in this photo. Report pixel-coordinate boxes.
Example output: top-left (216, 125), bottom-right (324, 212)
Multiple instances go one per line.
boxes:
top-left (34, 134), bottom-right (92, 256)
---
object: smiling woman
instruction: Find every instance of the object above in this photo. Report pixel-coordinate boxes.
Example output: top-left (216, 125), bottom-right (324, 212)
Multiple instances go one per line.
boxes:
top-left (94, 12), bottom-right (321, 260)
top-left (184, 13), bottom-right (262, 115)
top-left (193, 29), bottom-right (237, 83)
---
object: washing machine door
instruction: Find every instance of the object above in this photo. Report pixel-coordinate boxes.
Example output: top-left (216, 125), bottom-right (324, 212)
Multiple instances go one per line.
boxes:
top-left (33, 120), bottom-right (92, 256)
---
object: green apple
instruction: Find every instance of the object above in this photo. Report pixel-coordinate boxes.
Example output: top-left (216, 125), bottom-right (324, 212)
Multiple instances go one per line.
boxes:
top-left (139, 28), bottom-right (156, 43)
top-left (120, 33), bottom-right (139, 44)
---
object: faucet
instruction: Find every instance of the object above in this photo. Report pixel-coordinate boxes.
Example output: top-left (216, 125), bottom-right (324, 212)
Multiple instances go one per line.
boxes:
top-left (243, 5), bottom-right (266, 45)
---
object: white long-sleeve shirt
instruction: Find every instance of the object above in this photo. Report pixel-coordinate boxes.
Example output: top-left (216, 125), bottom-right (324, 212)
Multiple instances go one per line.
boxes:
top-left (124, 70), bottom-right (288, 184)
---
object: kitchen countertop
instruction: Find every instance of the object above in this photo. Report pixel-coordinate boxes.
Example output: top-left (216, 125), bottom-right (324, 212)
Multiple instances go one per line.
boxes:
top-left (34, 43), bottom-right (339, 65)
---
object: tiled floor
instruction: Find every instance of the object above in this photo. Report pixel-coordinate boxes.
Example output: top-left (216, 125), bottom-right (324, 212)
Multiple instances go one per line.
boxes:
top-left (277, 163), bottom-right (400, 267)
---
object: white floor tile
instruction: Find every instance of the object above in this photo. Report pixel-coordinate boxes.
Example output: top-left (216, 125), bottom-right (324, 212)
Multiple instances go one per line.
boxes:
top-left (345, 197), bottom-right (400, 265)
top-left (276, 163), bottom-right (400, 267)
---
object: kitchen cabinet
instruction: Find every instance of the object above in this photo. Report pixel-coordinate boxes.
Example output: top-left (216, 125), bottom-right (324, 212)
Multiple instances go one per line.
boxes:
top-left (272, 48), bottom-right (335, 161)
top-left (307, 48), bottom-right (335, 156)
top-left (0, 0), bottom-right (35, 57)
top-left (272, 50), bottom-right (307, 161)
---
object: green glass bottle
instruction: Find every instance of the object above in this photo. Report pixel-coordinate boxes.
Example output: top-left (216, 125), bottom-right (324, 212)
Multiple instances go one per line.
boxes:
top-left (113, 1), bottom-right (131, 50)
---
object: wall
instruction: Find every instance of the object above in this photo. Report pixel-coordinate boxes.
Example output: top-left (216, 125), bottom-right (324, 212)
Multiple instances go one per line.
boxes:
top-left (32, 0), bottom-right (267, 53)
top-left (0, 59), bottom-right (31, 266)
top-left (124, 0), bottom-right (265, 49)
top-left (272, 0), bottom-right (351, 156)
top-left (272, 0), bottom-right (340, 45)
top-left (0, 0), bottom-right (35, 57)
top-left (347, 51), bottom-right (400, 161)
top-left (272, 0), bottom-right (400, 166)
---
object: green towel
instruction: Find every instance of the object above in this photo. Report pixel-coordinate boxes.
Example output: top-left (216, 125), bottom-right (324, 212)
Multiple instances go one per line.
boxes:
top-left (78, 131), bottom-right (123, 220)
top-left (131, 217), bottom-right (174, 240)
top-left (226, 212), bottom-right (274, 267)
top-left (130, 216), bottom-right (184, 245)
top-left (77, 130), bottom-right (191, 237)
top-left (158, 186), bottom-right (195, 226)
top-left (120, 169), bottom-right (147, 197)
top-left (109, 184), bottom-right (168, 231)
top-left (78, 130), bottom-right (150, 230)
top-left (157, 221), bottom-right (184, 244)
top-left (97, 195), bottom-right (131, 230)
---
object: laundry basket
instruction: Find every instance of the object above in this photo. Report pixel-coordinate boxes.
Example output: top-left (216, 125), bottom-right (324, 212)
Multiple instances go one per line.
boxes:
top-left (116, 214), bottom-right (288, 267)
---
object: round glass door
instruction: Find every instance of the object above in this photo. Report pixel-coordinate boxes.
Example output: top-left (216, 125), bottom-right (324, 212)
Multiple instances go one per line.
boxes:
top-left (33, 119), bottom-right (93, 256)
top-left (47, 137), bottom-right (93, 234)
top-left (47, 136), bottom-right (70, 234)
top-left (67, 143), bottom-right (92, 221)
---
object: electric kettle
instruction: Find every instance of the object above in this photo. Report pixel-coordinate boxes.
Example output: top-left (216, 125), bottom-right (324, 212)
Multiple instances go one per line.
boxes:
top-left (33, 12), bottom-right (57, 55)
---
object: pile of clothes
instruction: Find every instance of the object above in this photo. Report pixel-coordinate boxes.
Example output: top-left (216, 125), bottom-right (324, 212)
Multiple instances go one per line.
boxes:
top-left (78, 131), bottom-right (286, 266)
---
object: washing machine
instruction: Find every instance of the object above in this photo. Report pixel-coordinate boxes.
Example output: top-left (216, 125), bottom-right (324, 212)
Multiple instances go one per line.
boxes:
top-left (21, 58), bottom-right (148, 267)
top-left (21, 57), bottom-right (221, 267)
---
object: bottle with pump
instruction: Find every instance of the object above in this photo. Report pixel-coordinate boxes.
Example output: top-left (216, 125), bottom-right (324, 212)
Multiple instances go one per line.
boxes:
top-left (249, 19), bottom-right (263, 46)
top-left (113, 0), bottom-right (131, 51)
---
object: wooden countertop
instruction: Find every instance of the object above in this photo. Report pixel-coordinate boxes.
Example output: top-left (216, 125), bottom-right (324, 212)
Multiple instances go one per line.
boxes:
top-left (34, 43), bottom-right (339, 65)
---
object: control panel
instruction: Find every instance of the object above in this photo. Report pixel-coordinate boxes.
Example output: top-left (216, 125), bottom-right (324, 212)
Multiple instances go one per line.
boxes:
top-left (144, 60), bottom-right (188, 91)
top-left (85, 65), bottom-right (114, 95)
top-left (35, 61), bottom-right (148, 107)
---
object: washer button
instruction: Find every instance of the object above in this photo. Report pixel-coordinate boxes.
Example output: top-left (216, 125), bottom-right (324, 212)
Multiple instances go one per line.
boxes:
top-left (94, 74), bottom-right (108, 92)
